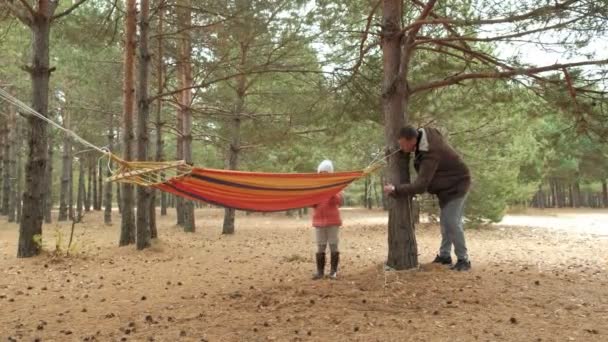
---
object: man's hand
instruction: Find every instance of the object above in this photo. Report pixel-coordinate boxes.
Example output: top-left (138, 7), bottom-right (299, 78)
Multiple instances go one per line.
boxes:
top-left (383, 184), bottom-right (396, 195)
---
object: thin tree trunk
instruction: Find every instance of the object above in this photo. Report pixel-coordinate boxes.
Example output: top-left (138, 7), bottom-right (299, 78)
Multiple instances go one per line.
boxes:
top-left (156, 2), bottom-right (167, 217)
top-left (2, 120), bottom-right (9, 216)
top-left (96, 159), bottom-right (102, 210)
top-left (91, 158), bottom-right (98, 210)
top-left (135, 0), bottom-right (152, 250)
top-left (602, 180), bottom-right (608, 208)
top-left (551, 179), bottom-right (558, 208)
top-left (382, 0), bottom-right (417, 270)
top-left (177, 0), bottom-right (195, 232)
top-left (117, 182), bottom-right (122, 213)
top-left (7, 96), bottom-right (17, 222)
top-left (18, 0), bottom-right (53, 258)
top-left (16, 121), bottom-right (23, 223)
top-left (380, 172), bottom-right (388, 210)
top-left (58, 110), bottom-right (71, 221)
top-left (85, 158), bottom-right (92, 212)
top-left (120, 0), bottom-right (137, 246)
top-left (43, 131), bottom-right (53, 223)
top-left (104, 117), bottom-right (114, 224)
top-left (76, 160), bottom-right (85, 222)
top-left (222, 40), bottom-right (247, 235)
top-left (373, 176), bottom-right (381, 208)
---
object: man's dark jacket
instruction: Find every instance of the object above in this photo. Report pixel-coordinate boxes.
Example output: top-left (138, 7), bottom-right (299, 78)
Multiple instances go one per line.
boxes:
top-left (395, 128), bottom-right (471, 207)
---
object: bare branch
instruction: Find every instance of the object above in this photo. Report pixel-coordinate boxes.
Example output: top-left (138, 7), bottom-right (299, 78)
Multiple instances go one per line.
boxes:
top-left (411, 59), bottom-right (608, 94)
top-left (351, 0), bottom-right (381, 77)
top-left (17, 0), bottom-right (36, 17)
top-left (414, 16), bottom-right (583, 45)
top-left (52, 0), bottom-right (88, 21)
top-left (150, 68), bottom-right (335, 102)
top-left (402, 0), bottom-right (580, 33)
top-left (2, 1), bottom-right (33, 25)
top-left (407, 0), bottom-right (437, 39)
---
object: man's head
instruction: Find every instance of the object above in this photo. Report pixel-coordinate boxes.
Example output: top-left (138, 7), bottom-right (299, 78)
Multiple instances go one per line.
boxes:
top-left (398, 125), bottom-right (419, 152)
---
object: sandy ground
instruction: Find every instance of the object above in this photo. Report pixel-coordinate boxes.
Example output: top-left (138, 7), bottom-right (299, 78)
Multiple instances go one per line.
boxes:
top-left (0, 208), bottom-right (606, 342)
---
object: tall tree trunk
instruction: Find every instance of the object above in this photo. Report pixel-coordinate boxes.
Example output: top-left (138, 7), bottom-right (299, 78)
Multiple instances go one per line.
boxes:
top-left (58, 110), bottom-right (71, 221)
top-left (117, 182), bottom-right (122, 213)
top-left (156, 2), bottom-right (167, 217)
top-left (574, 181), bottom-right (582, 208)
top-left (96, 158), bottom-right (102, 210)
top-left (43, 131), bottom-right (53, 223)
top-left (373, 175), bottom-right (381, 208)
top-left (382, 0), bottom-right (417, 270)
top-left (85, 158), bottom-right (92, 212)
top-left (16, 121), bottom-right (23, 223)
top-left (135, 0), bottom-right (152, 250)
top-left (120, 0), bottom-right (137, 246)
top-left (76, 159), bottom-right (85, 222)
top-left (91, 158), bottom-right (97, 210)
top-left (551, 179), bottom-right (558, 208)
top-left (380, 172), bottom-right (388, 210)
top-left (177, 0), bottom-right (195, 232)
top-left (222, 41), bottom-right (247, 235)
top-left (104, 116), bottom-right (114, 224)
top-left (18, 0), bottom-right (53, 258)
top-left (602, 179), bottom-right (608, 208)
top-left (7, 96), bottom-right (17, 222)
top-left (2, 120), bottom-right (9, 216)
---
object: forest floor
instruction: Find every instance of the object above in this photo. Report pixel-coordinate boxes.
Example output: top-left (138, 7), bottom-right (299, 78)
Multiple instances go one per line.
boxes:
top-left (0, 208), bottom-right (606, 342)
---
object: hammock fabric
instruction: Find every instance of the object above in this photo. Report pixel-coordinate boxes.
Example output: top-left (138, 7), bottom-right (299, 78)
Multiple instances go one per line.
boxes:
top-left (154, 167), bottom-right (365, 212)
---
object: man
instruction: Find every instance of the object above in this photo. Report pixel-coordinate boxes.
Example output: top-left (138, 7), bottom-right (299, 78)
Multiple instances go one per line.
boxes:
top-left (384, 125), bottom-right (472, 271)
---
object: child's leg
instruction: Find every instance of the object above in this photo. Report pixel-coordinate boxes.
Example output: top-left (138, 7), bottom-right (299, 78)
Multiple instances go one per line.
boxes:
top-left (313, 228), bottom-right (328, 279)
top-left (314, 227), bottom-right (328, 253)
top-left (327, 226), bottom-right (340, 278)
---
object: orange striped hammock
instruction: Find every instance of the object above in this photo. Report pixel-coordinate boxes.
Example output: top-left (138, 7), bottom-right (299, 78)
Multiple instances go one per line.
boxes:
top-left (108, 160), bottom-right (374, 212)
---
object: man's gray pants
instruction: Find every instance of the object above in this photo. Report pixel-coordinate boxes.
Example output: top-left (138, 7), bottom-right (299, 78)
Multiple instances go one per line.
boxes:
top-left (438, 195), bottom-right (469, 261)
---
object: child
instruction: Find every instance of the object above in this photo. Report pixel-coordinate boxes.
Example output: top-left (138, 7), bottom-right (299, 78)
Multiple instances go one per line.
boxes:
top-left (312, 160), bottom-right (343, 280)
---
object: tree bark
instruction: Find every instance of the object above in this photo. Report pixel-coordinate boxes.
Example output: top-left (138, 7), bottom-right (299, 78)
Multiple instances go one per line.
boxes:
top-left (156, 2), bottom-right (167, 217)
top-left (43, 130), bottom-right (53, 222)
top-left (222, 40), bottom-right (248, 235)
top-left (382, 0), bottom-right (417, 270)
top-left (2, 120), bottom-right (9, 216)
top-left (85, 157), bottom-right (92, 212)
top-left (58, 109), bottom-right (71, 221)
top-left (104, 116), bottom-right (114, 225)
top-left (76, 159), bottom-right (85, 222)
top-left (96, 158), bottom-right (102, 210)
top-left (7, 96), bottom-right (17, 222)
top-left (91, 158), bottom-right (97, 210)
top-left (602, 179), bottom-right (608, 208)
top-left (177, 0), bottom-right (195, 232)
top-left (18, 0), bottom-right (54, 258)
top-left (135, 0), bottom-right (152, 250)
top-left (16, 120), bottom-right (23, 223)
top-left (120, 0), bottom-right (137, 246)
top-left (117, 181), bottom-right (122, 213)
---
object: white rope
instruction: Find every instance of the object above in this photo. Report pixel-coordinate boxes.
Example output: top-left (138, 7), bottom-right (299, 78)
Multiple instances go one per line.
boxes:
top-left (0, 88), bottom-right (110, 156)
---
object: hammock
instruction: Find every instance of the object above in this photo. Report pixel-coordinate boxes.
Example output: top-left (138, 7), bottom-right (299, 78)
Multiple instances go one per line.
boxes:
top-left (105, 159), bottom-right (376, 212)
top-left (0, 89), bottom-right (386, 212)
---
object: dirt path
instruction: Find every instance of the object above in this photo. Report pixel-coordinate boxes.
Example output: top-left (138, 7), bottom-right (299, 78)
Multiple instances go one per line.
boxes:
top-left (499, 209), bottom-right (608, 237)
top-left (1, 209), bottom-right (606, 341)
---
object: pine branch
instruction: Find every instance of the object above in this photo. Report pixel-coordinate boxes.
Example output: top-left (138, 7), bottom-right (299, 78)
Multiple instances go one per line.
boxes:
top-left (52, 0), bottom-right (88, 21)
top-left (411, 59), bottom-right (608, 93)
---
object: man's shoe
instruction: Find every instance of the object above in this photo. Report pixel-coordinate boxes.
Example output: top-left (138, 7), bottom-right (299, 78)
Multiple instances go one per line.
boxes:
top-left (432, 254), bottom-right (452, 265)
top-left (450, 259), bottom-right (471, 271)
